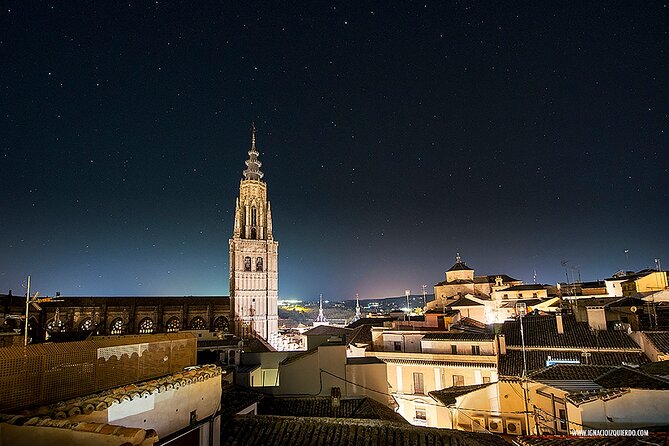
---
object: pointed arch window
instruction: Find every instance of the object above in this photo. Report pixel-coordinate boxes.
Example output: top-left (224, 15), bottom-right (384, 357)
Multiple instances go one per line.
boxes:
top-left (251, 228), bottom-right (257, 239)
top-left (256, 257), bottom-right (263, 272)
top-left (213, 316), bottom-right (230, 332)
top-left (110, 318), bottom-right (125, 335)
top-left (190, 316), bottom-right (207, 330)
top-left (251, 207), bottom-right (257, 226)
top-left (166, 317), bottom-right (180, 333)
top-left (138, 317), bottom-right (155, 334)
top-left (46, 318), bottom-right (65, 333)
top-left (79, 318), bottom-right (94, 331)
top-left (244, 256), bottom-right (252, 271)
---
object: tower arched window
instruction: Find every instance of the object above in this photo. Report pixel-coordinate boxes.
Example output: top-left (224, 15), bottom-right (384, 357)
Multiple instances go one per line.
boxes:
top-left (244, 256), bottom-right (252, 271)
top-left (256, 257), bottom-right (263, 272)
top-left (190, 316), bottom-right (207, 330)
top-left (251, 207), bottom-right (257, 226)
top-left (251, 227), bottom-right (257, 239)
top-left (166, 317), bottom-right (180, 333)
top-left (110, 318), bottom-right (125, 335)
top-left (138, 318), bottom-right (155, 334)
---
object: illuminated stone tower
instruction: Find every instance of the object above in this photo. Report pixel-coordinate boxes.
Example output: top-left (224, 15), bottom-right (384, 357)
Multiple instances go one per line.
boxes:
top-left (229, 125), bottom-right (278, 340)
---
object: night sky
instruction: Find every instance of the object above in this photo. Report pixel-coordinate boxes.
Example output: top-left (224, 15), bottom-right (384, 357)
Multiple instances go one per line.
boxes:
top-left (1, 2), bottom-right (667, 300)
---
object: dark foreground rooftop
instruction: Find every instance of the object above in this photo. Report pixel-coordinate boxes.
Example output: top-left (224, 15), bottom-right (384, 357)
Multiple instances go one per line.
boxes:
top-left (221, 415), bottom-right (509, 446)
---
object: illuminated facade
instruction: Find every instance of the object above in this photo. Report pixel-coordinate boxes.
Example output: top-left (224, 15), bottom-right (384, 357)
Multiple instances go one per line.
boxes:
top-left (229, 126), bottom-right (279, 340)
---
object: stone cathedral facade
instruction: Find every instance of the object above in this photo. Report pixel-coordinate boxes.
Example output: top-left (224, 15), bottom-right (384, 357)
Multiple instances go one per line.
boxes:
top-left (229, 127), bottom-right (279, 340)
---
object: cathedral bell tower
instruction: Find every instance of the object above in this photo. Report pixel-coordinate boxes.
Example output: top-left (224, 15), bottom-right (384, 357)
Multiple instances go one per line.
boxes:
top-left (229, 125), bottom-right (279, 340)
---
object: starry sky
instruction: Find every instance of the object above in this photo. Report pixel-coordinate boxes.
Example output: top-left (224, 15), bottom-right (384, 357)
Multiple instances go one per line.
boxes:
top-left (1, 2), bottom-right (667, 300)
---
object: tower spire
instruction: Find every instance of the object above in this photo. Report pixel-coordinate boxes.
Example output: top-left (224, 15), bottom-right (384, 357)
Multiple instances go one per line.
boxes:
top-left (315, 293), bottom-right (328, 324)
top-left (243, 123), bottom-right (264, 180)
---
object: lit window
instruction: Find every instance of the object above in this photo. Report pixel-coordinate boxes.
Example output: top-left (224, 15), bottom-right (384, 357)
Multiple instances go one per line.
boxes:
top-left (453, 375), bottom-right (464, 386)
top-left (166, 317), bottom-right (180, 333)
top-left (79, 318), bottom-right (93, 331)
top-left (415, 408), bottom-right (427, 421)
top-left (139, 318), bottom-right (154, 334)
top-left (214, 316), bottom-right (229, 332)
top-left (190, 316), bottom-right (207, 330)
top-left (46, 319), bottom-right (65, 333)
top-left (110, 318), bottom-right (124, 335)
top-left (483, 376), bottom-right (491, 383)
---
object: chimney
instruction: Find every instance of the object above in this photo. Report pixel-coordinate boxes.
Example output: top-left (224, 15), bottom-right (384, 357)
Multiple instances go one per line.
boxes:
top-left (497, 334), bottom-right (506, 355)
top-left (586, 306), bottom-right (607, 331)
top-left (556, 313), bottom-right (564, 334)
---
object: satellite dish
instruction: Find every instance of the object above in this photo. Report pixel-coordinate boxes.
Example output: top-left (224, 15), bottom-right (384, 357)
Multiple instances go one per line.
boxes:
top-left (630, 306), bottom-right (637, 313)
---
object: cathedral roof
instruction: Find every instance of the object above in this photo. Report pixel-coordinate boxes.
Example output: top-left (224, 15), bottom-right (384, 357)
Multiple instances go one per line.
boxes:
top-left (243, 124), bottom-right (264, 181)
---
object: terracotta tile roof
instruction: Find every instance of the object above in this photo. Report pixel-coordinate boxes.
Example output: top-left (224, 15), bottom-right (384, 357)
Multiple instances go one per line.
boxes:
top-left (449, 297), bottom-right (484, 307)
top-left (566, 388), bottom-right (629, 406)
top-left (258, 397), bottom-right (406, 424)
top-left (529, 364), bottom-right (615, 381)
top-left (0, 414), bottom-right (157, 445)
top-left (454, 317), bottom-right (488, 330)
top-left (500, 315), bottom-right (641, 350)
top-left (279, 347), bottom-right (319, 365)
top-left (640, 360), bottom-right (669, 376)
top-left (593, 367), bottom-right (669, 390)
top-left (422, 332), bottom-right (495, 341)
top-left (347, 325), bottom-right (373, 345)
top-left (303, 325), bottom-right (353, 336)
top-left (220, 384), bottom-right (264, 417)
top-left (643, 331), bottom-right (669, 354)
top-left (346, 317), bottom-right (393, 329)
top-left (21, 364), bottom-right (223, 420)
top-left (221, 415), bottom-right (509, 446)
top-left (429, 383), bottom-right (494, 406)
top-left (498, 350), bottom-right (649, 377)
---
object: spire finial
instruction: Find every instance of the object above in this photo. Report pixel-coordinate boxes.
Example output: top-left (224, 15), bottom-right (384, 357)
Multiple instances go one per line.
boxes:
top-left (456, 252), bottom-right (461, 263)
top-left (251, 122), bottom-right (256, 149)
top-left (243, 123), bottom-right (264, 180)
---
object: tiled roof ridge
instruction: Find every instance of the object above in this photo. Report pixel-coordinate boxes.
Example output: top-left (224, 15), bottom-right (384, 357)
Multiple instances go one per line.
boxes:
top-left (566, 387), bottom-right (630, 406)
top-left (594, 365), bottom-right (669, 388)
top-left (0, 413), bottom-right (157, 442)
top-left (23, 364), bottom-right (222, 419)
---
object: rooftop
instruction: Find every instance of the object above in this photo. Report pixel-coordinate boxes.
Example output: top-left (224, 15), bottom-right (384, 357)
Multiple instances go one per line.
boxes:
top-left (498, 350), bottom-right (649, 377)
top-left (221, 415), bottom-right (509, 446)
top-left (429, 383), bottom-right (494, 406)
top-left (643, 331), bottom-right (669, 354)
top-left (422, 332), bottom-right (496, 341)
top-left (500, 314), bottom-right (641, 350)
top-left (258, 396), bottom-right (405, 423)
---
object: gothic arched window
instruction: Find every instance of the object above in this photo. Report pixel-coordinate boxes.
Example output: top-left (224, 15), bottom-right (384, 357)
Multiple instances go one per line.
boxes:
top-left (244, 256), bottom-right (252, 271)
top-left (46, 318), bottom-right (65, 333)
top-left (138, 318), bottom-right (154, 334)
top-left (213, 316), bottom-right (230, 332)
top-left (251, 207), bottom-right (257, 226)
top-left (166, 317), bottom-right (180, 333)
top-left (251, 228), bottom-right (257, 239)
top-left (79, 318), bottom-right (94, 331)
top-left (110, 318), bottom-right (124, 335)
top-left (256, 257), bottom-right (263, 272)
top-left (190, 316), bottom-right (207, 330)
